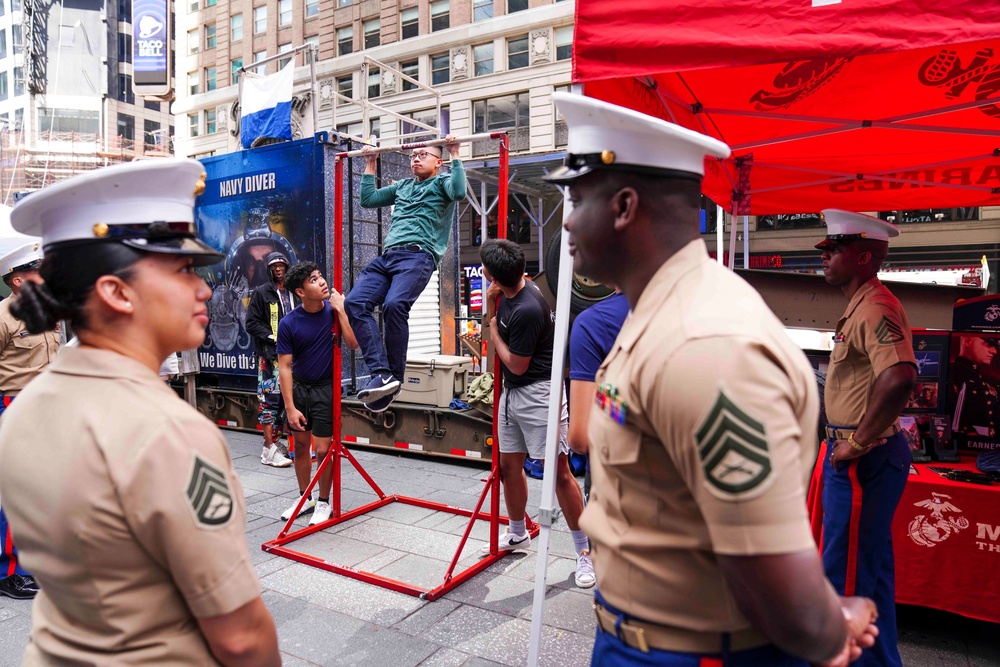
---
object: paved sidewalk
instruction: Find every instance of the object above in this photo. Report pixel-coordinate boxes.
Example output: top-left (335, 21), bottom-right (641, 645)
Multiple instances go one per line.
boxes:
top-left (1, 429), bottom-right (998, 666)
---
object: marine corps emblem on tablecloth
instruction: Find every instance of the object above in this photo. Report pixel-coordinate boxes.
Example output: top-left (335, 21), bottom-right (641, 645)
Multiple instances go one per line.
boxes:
top-left (908, 492), bottom-right (969, 547)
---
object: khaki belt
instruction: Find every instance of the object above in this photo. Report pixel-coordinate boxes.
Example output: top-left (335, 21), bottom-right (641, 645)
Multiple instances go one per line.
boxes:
top-left (593, 601), bottom-right (767, 654)
top-left (824, 424), bottom-right (901, 441)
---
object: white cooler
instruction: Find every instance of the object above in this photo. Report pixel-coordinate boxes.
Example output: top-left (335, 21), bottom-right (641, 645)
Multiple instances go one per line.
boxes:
top-left (396, 355), bottom-right (473, 408)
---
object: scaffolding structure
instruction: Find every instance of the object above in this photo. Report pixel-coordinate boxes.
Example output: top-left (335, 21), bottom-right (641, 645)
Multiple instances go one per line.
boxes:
top-left (262, 132), bottom-right (535, 600)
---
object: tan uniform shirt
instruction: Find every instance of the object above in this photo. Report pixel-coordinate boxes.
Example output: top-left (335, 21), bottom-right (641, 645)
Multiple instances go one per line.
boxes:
top-left (0, 347), bottom-right (260, 666)
top-left (825, 278), bottom-right (916, 427)
top-left (0, 297), bottom-right (59, 395)
top-left (581, 240), bottom-right (819, 633)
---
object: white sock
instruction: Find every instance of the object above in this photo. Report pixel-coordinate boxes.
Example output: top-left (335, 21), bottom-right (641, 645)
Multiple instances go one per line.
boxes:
top-left (571, 530), bottom-right (589, 554)
top-left (509, 518), bottom-right (526, 536)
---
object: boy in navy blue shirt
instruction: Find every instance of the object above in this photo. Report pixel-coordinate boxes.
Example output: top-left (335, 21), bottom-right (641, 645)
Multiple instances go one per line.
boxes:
top-left (277, 262), bottom-right (358, 526)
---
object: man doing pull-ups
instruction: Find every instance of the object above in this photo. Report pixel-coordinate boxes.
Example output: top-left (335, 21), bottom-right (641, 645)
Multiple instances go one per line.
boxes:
top-left (345, 135), bottom-right (465, 412)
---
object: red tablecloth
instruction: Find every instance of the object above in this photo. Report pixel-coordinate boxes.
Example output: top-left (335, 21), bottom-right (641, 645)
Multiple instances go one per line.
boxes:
top-left (807, 448), bottom-right (1000, 623)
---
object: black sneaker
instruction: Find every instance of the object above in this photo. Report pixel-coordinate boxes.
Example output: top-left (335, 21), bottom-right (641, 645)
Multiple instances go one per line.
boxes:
top-left (0, 574), bottom-right (39, 600)
top-left (357, 373), bottom-right (400, 402)
top-left (365, 388), bottom-right (400, 413)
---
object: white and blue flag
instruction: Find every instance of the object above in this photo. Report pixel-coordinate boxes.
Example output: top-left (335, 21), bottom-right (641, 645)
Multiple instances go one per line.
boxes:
top-left (240, 62), bottom-right (294, 149)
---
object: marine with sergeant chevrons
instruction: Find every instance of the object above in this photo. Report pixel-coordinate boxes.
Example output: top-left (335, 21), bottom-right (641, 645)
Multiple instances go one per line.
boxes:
top-left (544, 93), bottom-right (879, 667)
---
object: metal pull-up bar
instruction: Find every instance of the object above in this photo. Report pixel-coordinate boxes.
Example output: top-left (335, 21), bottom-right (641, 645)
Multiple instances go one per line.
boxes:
top-left (335, 132), bottom-right (507, 159)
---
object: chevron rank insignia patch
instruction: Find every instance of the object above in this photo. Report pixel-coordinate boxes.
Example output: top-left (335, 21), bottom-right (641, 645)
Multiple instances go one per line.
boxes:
top-left (695, 391), bottom-right (773, 499)
top-left (875, 316), bottom-right (905, 345)
top-left (185, 455), bottom-right (233, 527)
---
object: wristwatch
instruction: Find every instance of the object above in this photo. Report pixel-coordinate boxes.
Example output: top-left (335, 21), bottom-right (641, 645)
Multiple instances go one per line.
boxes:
top-left (848, 432), bottom-right (868, 451)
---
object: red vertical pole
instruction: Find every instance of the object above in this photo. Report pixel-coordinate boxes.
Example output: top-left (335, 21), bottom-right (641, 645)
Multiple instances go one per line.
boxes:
top-left (488, 134), bottom-right (510, 554)
top-left (332, 156), bottom-right (344, 518)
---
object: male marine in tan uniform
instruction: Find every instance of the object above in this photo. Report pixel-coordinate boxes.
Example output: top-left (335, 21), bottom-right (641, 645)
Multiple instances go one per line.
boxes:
top-left (544, 93), bottom-right (878, 667)
top-left (0, 242), bottom-right (57, 600)
top-left (817, 210), bottom-right (917, 667)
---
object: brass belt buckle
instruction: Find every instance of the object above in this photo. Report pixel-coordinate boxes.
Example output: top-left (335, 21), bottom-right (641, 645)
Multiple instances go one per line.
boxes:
top-left (620, 622), bottom-right (649, 653)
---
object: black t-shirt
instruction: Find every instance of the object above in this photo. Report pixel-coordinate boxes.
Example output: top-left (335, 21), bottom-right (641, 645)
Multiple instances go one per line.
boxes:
top-left (496, 281), bottom-right (554, 388)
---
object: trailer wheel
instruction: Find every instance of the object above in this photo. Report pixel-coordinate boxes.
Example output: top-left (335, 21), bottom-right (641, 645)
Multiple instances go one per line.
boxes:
top-left (544, 228), bottom-right (616, 315)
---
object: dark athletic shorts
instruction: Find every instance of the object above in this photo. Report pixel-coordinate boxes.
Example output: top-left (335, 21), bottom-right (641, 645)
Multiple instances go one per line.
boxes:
top-left (291, 379), bottom-right (333, 438)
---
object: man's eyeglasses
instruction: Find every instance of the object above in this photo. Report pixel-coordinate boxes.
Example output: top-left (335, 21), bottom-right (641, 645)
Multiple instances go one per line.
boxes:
top-left (410, 151), bottom-right (440, 161)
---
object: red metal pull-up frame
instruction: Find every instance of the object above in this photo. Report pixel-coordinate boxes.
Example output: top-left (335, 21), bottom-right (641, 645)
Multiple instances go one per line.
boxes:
top-left (261, 132), bottom-right (538, 600)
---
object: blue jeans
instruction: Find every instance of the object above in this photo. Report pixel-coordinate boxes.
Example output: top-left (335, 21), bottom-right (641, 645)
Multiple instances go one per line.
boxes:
top-left (822, 429), bottom-right (910, 667)
top-left (592, 590), bottom-right (808, 667)
top-left (345, 248), bottom-right (435, 382)
top-left (0, 395), bottom-right (30, 579)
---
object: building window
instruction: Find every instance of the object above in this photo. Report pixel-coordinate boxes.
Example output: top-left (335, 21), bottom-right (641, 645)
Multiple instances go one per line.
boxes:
top-left (431, 0), bottom-right (449, 32)
top-left (144, 99), bottom-right (160, 111)
top-left (337, 0), bottom-right (352, 5)
top-left (474, 43), bottom-right (494, 77)
top-left (116, 113), bottom-right (134, 142)
top-left (188, 113), bottom-right (200, 138)
top-left (231, 58), bottom-right (243, 84)
top-left (337, 121), bottom-right (362, 137)
top-left (402, 108), bottom-right (441, 142)
top-left (254, 6), bottom-right (267, 34)
top-left (189, 0), bottom-right (199, 11)
top-left (231, 14), bottom-right (243, 41)
top-left (337, 75), bottom-right (352, 105)
top-left (367, 68), bottom-right (380, 98)
top-left (508, 0), bottom-right (528, 12)
top-left (117, 0), bottom-right (129, 21)
top-left (279, 0), bottom-right (291, 26)
top-left (0, 72), bottom-right (8, 102)
top-left (205, 23), bottom-right (216, 49)
top-left (507, 35), bottom-right (528, 70)
top-left (13, 67), bottom-right (24, 96)
top-left (474, 93), bottom-right (529, 132)
top-left (400, 59), bottom-right (418, 91)
top-left (118, 74), bottom-right (135, 103)
top-left (187, 28), bottom-right (199, 54)
top-left (400, 7), bottom-right (418, 39)
top-left (473, 0), bottom-right (492, 22)
top-left (555, 26), bottom-right (572, 61)
top-left (206, 109), bottom-right (217, 134)
top-left (363, 19), bottom-right (380, 49)
top-left (554, 83), bottom-right (569, 147)
top-left (39, 109), bottom-right (100, 134)
top-left (118, 33), bottom-right (132, 63)
top-left (206, 0), bottom-right (216, 6)
top-left (370, 117), bottom-right (380, 138)
top-left (305, 35), bottom-right (320, 56)
top-left (0, 30), bottom-right (6, 59)
top-left (188, 71), bottom-right (199, 95)
top-left (205, 66), bottom-right (217, 91)
top-left (431, 53), bottom-right (449, 85)
top-left (305, 0), bottom-right (319, 18)
top-left (278, 43), bottom-right (293, 69)
top-left (337, 26), bottom-right (352, 56)
top-left (144, 119), bottom-right (161, 147)
top-left (254, 50), bottom-right (267, 74)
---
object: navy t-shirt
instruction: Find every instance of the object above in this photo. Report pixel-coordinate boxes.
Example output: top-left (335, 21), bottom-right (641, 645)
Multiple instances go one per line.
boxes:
top-left (496, 281), bottom-right (554, 388)
top-left (276, 302), bottom-right (335, 384)
top-left (569, 293), bottom-right (630, 382)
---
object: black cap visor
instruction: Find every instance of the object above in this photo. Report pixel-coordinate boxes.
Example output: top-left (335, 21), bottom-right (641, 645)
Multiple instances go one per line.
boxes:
top-left (122, 236), bottom-right (225, 266)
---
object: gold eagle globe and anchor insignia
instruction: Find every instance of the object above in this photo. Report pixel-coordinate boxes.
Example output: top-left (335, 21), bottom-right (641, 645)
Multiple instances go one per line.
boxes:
top-left (908, 492), bottom-right (969, 547)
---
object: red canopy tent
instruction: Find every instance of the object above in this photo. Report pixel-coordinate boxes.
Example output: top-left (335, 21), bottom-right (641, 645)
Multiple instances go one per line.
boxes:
top-left (572, 0), bottom-right (1000, 214)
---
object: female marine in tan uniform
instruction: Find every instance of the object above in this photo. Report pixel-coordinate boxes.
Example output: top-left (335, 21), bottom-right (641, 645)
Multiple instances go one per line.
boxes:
top-left (0, 159), bottom-right (281, 666)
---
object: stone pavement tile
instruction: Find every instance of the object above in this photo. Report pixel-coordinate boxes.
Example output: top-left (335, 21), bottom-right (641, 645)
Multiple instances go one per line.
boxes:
top-left (415, 508), bottom-right (465, 530)
top-left (0, 612), bottom-right (32, 667)
top-left (392, 598), bottom-right (462, 637)
top-left (287, 531), bottom-right (390, 568)
top-left (0, 595), bottom-right (32, 617)
top-left (419, 647), bottom-right (473, 667)
top-left (461, 659), bottom-right (505, 667)
top-left (424, 489), bottom-right (484, 511)
top-left (354, 547), bottom-right (408, 573)
top-left (367, 501), bottom-right (440, 525)
top-left (422, 605), bottom-right (588, 667)
top-left (517, 587), bottom-right (595, 636)
top-left (246, 514), bottom-right (280, 533)
top-left (373, 553), bottom-right (455, 591)
top-left (442, 571), bottom-right (536, 617)
top-left (339, 517), bottom-right (482, 562)
top-left (256, 556), bottom-right (296, 579)
top-left (279, 653), bottom-right (321, 667)
top-left (542, 556), bottom-right (579, 590)
top-left (263, 591), bottom-right (438, 667)
top-left (897, 626), bottom-right (969, 667)
top-left (238, 469), bottom-right (299, 495)
top-left (0, 607), bottom-right (17, 623)
top-left (967, 640), bottom-right (1000, 667)
top-left (262, 563), bottom-right (425, 626)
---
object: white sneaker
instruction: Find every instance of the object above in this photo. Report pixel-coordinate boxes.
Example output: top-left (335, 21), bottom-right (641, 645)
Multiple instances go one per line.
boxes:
top-left (309, 501), bottom-right (332, 526)
top-left (575, 549), bottom-right (596, 589)
top-left (261, 444), bottom-right (293, 468)
top-left (280, 496), bottom-right (315, 521)
top-left (480, 528), bottom-right (531, 553)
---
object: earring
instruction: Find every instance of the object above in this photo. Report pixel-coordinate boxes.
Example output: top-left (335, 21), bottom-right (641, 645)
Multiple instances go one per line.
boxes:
top-left (125, 301), bottom-right (132, 308)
